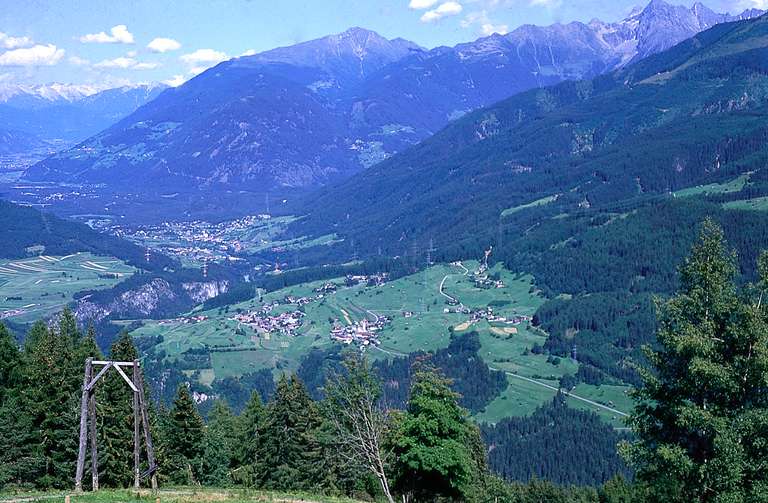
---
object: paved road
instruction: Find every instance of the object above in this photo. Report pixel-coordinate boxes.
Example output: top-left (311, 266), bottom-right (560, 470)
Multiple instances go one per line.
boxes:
top-left (489, 367), bottom-right (629, 417)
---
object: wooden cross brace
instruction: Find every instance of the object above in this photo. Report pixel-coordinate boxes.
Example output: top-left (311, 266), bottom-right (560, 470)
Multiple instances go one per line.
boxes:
top-left (74, 358), bottom-right (158, 493)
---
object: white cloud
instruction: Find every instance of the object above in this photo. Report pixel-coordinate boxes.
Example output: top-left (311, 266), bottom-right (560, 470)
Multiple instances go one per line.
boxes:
top-left (95, 57), bottom-right (136, 69)
top-left (180, 48), bottom-right (228, 65)
top-left (133, 62), bottom-right (161, 70)
top-left (147, 37), bottom-right (181, 53)
top-left (68, 55), bottom-right (91, 66)
top-left (461, 9), bottom-right (508, 36)
top-left (163, 74), bottom-right (187, 87)
top-left (180, 48), bottom-right (228, 74)
top-left (0, 44), bottom-right (65, 66)
top-left (421, 1), bottom-right (463, 22)
top-left (481, 23), bottom-right (509, 35)
top-left (94, 57), bottom-right (159, 70)
top-left (80, 25), bottom-right (134, 44)
top-left (529, 0), bottom-right (562, 7)
top-left (409, 0), bottom-right (439, 8)
top-left (126, 50), bottom-right (138, 57)
top-left (0, 32), bottom-right (33, 49)
top-left (240, 49), bottom-right (257, 57)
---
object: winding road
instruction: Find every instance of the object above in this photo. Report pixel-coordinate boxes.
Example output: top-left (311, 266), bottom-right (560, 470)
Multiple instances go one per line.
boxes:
top-left (489, 367), bottom-right (629, 417)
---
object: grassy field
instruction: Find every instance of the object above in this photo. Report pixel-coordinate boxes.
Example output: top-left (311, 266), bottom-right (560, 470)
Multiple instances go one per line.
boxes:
top-left (674, 172), bottom-right (751, 197)
top-left (501, 194), bottom-right (560, 217)
top-left (476, 379), bottom-right (632, 428)
top-left (722, 195), bottom-right (768, 211)
top-left (129, 260), bottom-right (632, 424)
top-left (0, 253), bottom-right (135, 324)
top-left (0, 488), bottom-right (364, 503)
top-left (131, 261), bottom-right (549, 374)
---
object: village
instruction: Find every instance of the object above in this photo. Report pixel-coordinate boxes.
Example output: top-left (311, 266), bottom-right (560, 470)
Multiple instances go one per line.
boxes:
top-left (230, 308), bottom-right (305, 337)
top-left (109, 214), bottom-right (274, 265)
top-left (329, 315), bottom-right (392, 346)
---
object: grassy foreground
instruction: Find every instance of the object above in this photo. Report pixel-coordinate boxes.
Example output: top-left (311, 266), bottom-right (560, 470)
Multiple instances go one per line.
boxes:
top-left (0, 488), bottom-right (366, 503)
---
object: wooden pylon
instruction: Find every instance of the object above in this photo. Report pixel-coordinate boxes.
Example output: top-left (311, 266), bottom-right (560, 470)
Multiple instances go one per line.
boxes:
top-left (75, 359), bottom-right (158, 492)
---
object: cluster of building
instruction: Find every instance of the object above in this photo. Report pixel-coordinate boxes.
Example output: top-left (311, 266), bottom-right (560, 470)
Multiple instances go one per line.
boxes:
top-left (345, 273), bottom-right (389, 287)
top-left (468, 306), bottom-right (531, 325)
top-left (231, 309), bottom-right (305, 336)
top-left (111, 214), bottom-right (274, 265)
top-left (158, 315), bottom-right (209, 325)
top-left (330, 316), bottom-right (391, 346)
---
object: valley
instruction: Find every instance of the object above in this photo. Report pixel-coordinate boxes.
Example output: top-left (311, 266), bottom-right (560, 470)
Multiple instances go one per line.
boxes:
top-left (125, 259), bottom-right (630, 426)
top-left (2, 2), bottom-right (768, 498)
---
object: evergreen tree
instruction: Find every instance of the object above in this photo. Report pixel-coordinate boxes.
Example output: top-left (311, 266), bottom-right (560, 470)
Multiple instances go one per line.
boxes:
top-left (152, 401), bottom-right (173, 485)
top-left (199, 400), bottom-right (237, 486)
top-left (20, 312), bottom-right (83, 488)
top-left (0, 324), bottom-right (20, 404)
top-left (232, 391), bottom-right (265, 486)
top-left (164, 384), bottom-right (205, 484)
top-left (257, 374), bottom-right (321, 491)
top-left (625, 220), bottom-right (768, 502)
top-left (392, 365), bottom-right (487, 502)
top-left (97, 332), bottom-right (136, 488)
top-left (0, 394), bottom-right (41, 488)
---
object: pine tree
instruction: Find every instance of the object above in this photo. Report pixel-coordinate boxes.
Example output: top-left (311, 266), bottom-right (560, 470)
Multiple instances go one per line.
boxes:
top-left (392, 364), bottom-right (488, 502)
top-left (0, 323), bottom-right (20, 404)
top-left (164, 384), bottom-right (205, 484)
top-left (625, 220), bottom-right (768, 502)
top-left (232, 391), bottom-right (265, 486)
top-left (20, 312), bottom-right (84, 488)
top-left (257, 374), bottom-right (321, 491)
top-left (199, 400), bottom-right (237, 486)
top-left (97, 332), bottom-right (136, 488)
top-left (0, 393), bottom-right (41, 489)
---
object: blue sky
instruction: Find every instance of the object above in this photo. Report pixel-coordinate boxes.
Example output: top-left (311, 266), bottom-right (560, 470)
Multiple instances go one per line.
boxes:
top-left (0, 0), bottom-right (763, 89)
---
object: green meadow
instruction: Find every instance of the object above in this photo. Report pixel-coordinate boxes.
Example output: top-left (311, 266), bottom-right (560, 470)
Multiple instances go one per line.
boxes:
top-left (129, 260), bottom-right (631, 424)
top-left (0, 253), bottom-right (135, 324)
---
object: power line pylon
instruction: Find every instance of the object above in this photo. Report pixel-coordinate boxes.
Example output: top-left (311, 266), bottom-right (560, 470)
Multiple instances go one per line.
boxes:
top-left (75, 358), bottom-right (158, 492)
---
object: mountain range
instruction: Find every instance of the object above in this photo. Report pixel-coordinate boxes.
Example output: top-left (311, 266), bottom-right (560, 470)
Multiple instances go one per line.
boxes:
top-left (24, 0), bottom-right (764, 200)
top-left (0, 83), bottom-right (166, 149)
top-left (293, 10), bottom-right (768, 257)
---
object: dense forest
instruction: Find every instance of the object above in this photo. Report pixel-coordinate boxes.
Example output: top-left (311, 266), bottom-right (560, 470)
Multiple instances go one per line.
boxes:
top-left (482, 395), bottom-right (631, 486)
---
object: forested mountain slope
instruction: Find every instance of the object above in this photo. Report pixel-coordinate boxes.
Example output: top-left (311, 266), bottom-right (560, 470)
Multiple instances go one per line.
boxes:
top-left (295, 14), bottom-right (768, 256)
top-left (0, 200), bottom-right (171, 269)
top-left (289, 14), bottom-right (768, 386)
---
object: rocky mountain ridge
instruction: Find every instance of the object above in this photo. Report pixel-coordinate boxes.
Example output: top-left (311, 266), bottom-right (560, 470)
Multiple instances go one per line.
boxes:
top-left (24, 1), bottom-right (764, 201)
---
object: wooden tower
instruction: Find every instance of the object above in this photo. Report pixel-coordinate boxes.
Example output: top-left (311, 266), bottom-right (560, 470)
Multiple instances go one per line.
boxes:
top-left (74, 358), bottom-right (158, 492)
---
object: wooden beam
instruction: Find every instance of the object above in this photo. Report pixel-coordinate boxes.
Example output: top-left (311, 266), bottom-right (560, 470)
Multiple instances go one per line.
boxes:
top-left (136, 367), bottom-right (158, 491)
top-left (75, 358), bottom-right (92, 492)
top-left (92, 360), bottom-right (137, 366)
top-left (113, 364), bottom-right (139, 393)
top-left (88, 390), bottom-right (99, 491)
top-left (85, 362), bottom-right (113, 392)
top-left (133, 361), bottom-right (141, 490)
